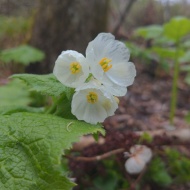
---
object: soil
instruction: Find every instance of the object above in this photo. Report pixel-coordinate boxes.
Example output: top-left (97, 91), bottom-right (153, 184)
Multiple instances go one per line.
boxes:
top-left (70, 62), bottom-right (190, 190)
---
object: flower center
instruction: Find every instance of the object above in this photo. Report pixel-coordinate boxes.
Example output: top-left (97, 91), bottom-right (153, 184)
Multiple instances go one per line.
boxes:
top-left (99, 57), bottom-right (112, 72)
top-left (86, 92), bottom-right (98, 104)
top-left (70, 62), bottom-right (81, 74)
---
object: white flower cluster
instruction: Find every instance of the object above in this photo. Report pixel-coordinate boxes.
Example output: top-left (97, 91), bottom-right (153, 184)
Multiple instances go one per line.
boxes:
top-left (53, 33), bottom-right (136, 124)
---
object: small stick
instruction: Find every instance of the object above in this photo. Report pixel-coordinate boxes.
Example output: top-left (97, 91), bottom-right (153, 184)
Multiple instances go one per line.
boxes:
top-left (130, 166), bottom-right (147, 190)
top-left (74, 148), bottom-right (125, 162)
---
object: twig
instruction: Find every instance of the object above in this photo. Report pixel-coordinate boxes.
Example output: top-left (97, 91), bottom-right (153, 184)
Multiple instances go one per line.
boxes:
top-left (74, 148), bottom-right (124, 162)
top-left (130, 166), bottom-right (147, 190)
top-left (113, 0), bottom-right (137, 35)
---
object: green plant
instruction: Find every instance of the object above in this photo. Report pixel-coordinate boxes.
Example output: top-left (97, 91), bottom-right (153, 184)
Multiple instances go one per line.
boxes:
top-left (0, 45), bottom-right (45, 71)
top-left (132, 16), bottom-right (190, 125)
top-left (0, 45), bottom-right (45, 74)
top-left (0, 16), bottom-right (32, 39)
top-left (145, 157), bottom-right (172, 187)
top-left (0, 33), bottom-right (136, 189)
top-left (165, 148), bottom-right (190, 183)
top-left (0, 74), bottom-right (105, 190)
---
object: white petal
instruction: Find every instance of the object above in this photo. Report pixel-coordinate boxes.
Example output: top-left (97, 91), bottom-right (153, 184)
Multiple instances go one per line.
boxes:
top-left (86, 33), bottom-right (115, 61)
top-left (86, 33), bottom-right (115, 82)
top-left (71, 86), bottom-right (118, 124)
top-left (103, 83), bottom-right (127, 96)
top-left (53, 50), bottom-right (89, 88)
top-left (85, 33), bottom-right (136, 92)
top-left (83, 103), bottom-right (107, 124)
top-left (125, 156), bottom-right (146, 174)
top-left (103, 40), bottom-right (130, 64)
top-left (106, 62), bottom-right (136, 87)
top-left (98, 92), bottom-right (118, 116)
top-left (138, 147), bottom-right (152, 164)
top-left (130, 145), bottom-right (152, 164)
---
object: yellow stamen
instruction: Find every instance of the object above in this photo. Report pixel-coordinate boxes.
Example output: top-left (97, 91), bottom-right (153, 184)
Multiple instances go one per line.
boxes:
top-left (70, 62), bottom-right (81, 74)
top-left (99, 57), bottom-right (112, 72)
top-left (114, 96), bottom-right (120, 104)
top-left (86, 92), bottom-right (98, 104)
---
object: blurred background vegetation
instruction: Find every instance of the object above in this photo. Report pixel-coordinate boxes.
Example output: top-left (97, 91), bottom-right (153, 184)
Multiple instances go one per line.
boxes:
top-left (0, 0), bottom-right (190, 190)
top-left (1, 0), bottom-right (190, 74)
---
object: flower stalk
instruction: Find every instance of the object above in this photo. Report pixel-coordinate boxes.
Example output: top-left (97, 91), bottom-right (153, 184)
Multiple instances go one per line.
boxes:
top-left (169, 42), bottom-right (180, 125)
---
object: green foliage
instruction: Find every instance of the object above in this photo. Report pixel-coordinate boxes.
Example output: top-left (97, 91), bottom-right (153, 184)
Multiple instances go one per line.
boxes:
top-left (133, 16), bottom-right (190, 66)
top-left (135, 25), bottom-right (163, 40)
top-left (184, 73), bottom-right (190, 85)
top-left (0, 106), bottom-right (44, 115)
top-left (90, 159), bottom-right (129, 190)
top-left (0, 112), bottom-right (104, 190)
top-left (126, 42), bottom-right (153, 62)
top-left (165, 148), bottom-right (190, 183)
top-left (133, 16), bottom-right (190, 125)
top-left (0, 16), bottom-right (31, 38)
top-left (183, 40), bottom-right (190, 48)
top-left (12, 74), bottom-right (74, 98)
top-left (163, 16), bottom-right (190, 42)
top-left (179, 50), bottom-right (190, 63)
top-left (151, 47), bottom-right (184, 60)
top-left (92, 173), bottom-right (119, 190)
top-left (185, 112), bottom-right (190, 123)
top-left (139, 132), bottom-right (153, 143)
top-left (145, 157), bottom-right (172, 187)
top-left (0, 79), bottom-right (31, 107)
top-left (0, 45), bottom-right (45, 66)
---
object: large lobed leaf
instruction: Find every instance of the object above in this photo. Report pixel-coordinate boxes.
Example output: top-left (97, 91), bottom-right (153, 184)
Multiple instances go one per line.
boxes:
top-left (134, 25), bottom-right (163, 40)
top-left (0, 112), bottom-right (104, 190)
top-left (163, 17), bottom-right (190, 41)
top-left (150, 47), bottom-right (184, 60)
top-left (0, 80), bottom-right (31, 107)
top-left (12, 74), bottom-right (74, 98)
top-left (0, 45), bottom-right (45, 65)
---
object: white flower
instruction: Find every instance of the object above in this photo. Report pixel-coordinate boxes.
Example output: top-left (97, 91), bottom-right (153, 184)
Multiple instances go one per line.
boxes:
top-left (124, 145), bottom-right (152, 174)
top-left (85, 33), bottom-right (136, 96)
top-left (53, 50), bottom-right (89, 88)
top-left (71, 80), bottom-right (118, 124)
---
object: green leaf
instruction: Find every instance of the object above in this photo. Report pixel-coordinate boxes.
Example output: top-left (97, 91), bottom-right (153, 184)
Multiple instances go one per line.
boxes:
top-left (181, 65), bottom-right (190, 72)
top-left (0, 106), bottom-right (44, 115)
top-left (153, 36), bottom-right (175, 46)
top-left (165, 148), bottom-right (190, 183)
top-left (0, 112), bottom-right (105, 190)
top-left (12, 74), bottom-right (73, 98)
top-left (0, 79), bottom-right (31, 107)
top-left (0, 45), bottom-right (45, 65)
top-left (179, 50), bottom-right (190, 63)
top-left (0, 16), bottom-right (31, 38)
top-left (185, 73), bottom-right (190, 85)
top-left (139, 132), bottom-right (153, 143)
top-left (151, 47), bottom-right (184, 60)
top-left (163, 17), bottom-right (190, 41)
top-left (183, 39), bottom-right (190, 48)
top-left (126, 42), bottom-right (152, 62)
top-left (93, 173), bottom-right (118, 190)
top-left (185, 112), bottom-right (190, 123)
top-left (146, 157), bottom-right (172, 187)
top-left (53, 95), bottom-right (76, 119)
top-left (135, 25), bottom-right (163, 40)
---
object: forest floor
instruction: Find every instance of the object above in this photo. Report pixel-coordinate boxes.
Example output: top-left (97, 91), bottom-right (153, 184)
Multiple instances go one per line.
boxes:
top-left (70, 62), bottom-right (190, 190)
top-left (104, 63), bottom-right (190, 132)
top-left (1, 62), bottom-right (190, 190)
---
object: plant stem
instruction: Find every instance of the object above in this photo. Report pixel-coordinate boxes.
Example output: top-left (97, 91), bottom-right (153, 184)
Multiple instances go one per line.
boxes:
top-left (169, 46), bottom-right (180, 125)
top-left (45, 96), bottom-right (63, 114)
